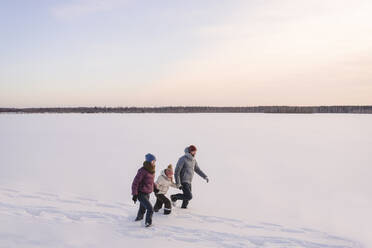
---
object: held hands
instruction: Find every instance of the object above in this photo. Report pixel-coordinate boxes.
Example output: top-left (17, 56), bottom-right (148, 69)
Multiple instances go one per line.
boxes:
top-left (132, 195), bottom-right (138, 204)
top-left (154, 187), bottom-right (159, 194)
top-left (154, 188), bottom-right (160, 197)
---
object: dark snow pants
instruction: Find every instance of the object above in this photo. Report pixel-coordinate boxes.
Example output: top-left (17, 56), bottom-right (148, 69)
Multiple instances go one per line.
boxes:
top-left (137, 192), bottom-right (153, 224)
top-left (154, 194), bottom-right (172, 214)
top-left (173, 182), bottom-right (192, 208)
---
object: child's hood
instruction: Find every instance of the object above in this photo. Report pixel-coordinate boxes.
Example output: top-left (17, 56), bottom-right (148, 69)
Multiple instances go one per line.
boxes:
top-left (160, 169), bottom-right (171, 181)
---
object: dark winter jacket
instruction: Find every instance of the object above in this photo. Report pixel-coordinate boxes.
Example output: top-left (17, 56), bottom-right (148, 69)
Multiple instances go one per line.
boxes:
top-left (132, 162), bottom-right (155, 195)
top-left (175, 147), bottom-right (207, 186)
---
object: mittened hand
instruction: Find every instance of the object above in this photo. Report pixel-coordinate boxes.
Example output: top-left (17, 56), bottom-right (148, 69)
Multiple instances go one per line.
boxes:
top-left (205, 177), bottom-right (209, 183)
top-left (132, 195), bottom-right (138, 203)
top-left (154, 187), bottom-right (159, 194)
top-left (179, 185), bottom-right (183, 190)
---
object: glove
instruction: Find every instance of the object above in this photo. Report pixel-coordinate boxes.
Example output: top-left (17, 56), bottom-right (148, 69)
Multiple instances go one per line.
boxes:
top-left (132, 195), bottom-right (138, 203)
top-left (178, 185), bottom-right (183, 190)
top-left (154, 187), bottom-right (159, 194)
top-left (205, 177), bottom-right (209, 183)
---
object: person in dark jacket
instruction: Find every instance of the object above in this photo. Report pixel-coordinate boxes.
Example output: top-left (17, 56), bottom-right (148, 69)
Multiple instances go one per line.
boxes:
top-left (132, 153), bottom-right (157, 227)
top-left (171, 145), bottom-right (209, 209)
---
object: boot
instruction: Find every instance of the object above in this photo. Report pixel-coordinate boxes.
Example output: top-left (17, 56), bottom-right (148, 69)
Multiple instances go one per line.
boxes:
top-left (171, 195), bottom-right (177, 207)
top-left (145, 220), bottom-right (152, 227)
top-left (164, 209), bottom-right (171, 215)
top-left (181, 200), bottom-right (189, 209)
top-left (135, 216), bottom-right (143, 221)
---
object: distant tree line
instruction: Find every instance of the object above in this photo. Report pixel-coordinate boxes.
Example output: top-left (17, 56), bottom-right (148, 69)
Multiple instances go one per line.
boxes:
top-left (1, 106), bottom-right (372, 114)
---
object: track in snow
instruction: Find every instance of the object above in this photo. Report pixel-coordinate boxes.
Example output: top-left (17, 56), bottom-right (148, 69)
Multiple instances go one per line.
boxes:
top-left (0, 187), bottom-right (362, 248)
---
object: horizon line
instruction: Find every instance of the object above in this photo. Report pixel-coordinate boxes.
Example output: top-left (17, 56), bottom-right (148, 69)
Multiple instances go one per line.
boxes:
top-left (1, 105), bottom-right (372, 114)
top-left (1, 105), bottom-right (372, 109)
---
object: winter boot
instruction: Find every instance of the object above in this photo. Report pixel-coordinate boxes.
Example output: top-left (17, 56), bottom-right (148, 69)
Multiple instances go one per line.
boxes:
top-left (171, 195), bottom-right (177, 206)
top-left (164, 208), bottom-right (171, 215)
top-left (135, 216), bottom-right (143, 221)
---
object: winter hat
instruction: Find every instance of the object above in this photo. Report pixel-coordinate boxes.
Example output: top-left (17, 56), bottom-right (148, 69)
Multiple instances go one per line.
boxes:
top-left (188, 145), bottom-right (197, 152)
top-left (145, 153), bottom-right (156, 162)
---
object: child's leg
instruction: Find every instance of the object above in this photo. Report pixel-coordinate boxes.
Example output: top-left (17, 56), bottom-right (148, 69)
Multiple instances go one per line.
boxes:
top-left (136, 201), bottom-right (146, 220)
top-left (153, 194), bottom-right (164, 212)
top-left (138, 193), bottom-right (153, 225)
top-left (163, 195), bottom-right (172, 215)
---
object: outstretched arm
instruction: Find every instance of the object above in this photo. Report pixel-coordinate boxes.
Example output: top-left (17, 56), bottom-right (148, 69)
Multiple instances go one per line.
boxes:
top-left (194, 161), bottom-right (208, 180)
top-left (170, 181), bottom-right (178, 188)
top-left (174, 157), bottom-right (184, 186)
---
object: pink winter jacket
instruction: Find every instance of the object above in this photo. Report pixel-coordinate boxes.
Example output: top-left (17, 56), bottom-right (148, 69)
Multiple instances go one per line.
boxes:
top-left (131, 167), bottom-right (155, 195)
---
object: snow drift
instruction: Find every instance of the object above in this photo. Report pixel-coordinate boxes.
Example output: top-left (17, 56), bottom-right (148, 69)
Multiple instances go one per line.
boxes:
top-left (0, 113), bottom-right (371, 247)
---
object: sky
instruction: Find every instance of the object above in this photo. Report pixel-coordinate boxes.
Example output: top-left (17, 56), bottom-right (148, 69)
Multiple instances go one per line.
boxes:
top-left (1, 0), bottom-right (371, 107)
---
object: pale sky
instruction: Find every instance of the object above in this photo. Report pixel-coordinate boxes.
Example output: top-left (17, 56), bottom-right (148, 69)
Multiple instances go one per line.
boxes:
top-left (1, 0), bottom-right (371, 107)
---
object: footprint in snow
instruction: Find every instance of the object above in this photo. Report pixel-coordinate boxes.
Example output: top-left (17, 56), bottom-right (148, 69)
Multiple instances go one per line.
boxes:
top-left (0, 187), bottom-right (363, 248)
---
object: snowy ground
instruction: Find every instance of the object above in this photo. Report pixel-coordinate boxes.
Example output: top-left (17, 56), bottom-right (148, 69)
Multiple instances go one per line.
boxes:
top-left (0, 187), bottom-right (361, 248)
top-left (0, 113), bottom-right (371, 247)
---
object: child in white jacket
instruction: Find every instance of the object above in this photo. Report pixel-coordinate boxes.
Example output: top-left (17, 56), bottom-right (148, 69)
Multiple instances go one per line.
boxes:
top-left (154, 164), bottom-right (179, 215)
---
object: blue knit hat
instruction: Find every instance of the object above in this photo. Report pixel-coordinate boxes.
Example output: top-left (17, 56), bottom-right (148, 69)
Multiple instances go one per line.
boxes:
top-left (145, 153), bottom-right (156, 162)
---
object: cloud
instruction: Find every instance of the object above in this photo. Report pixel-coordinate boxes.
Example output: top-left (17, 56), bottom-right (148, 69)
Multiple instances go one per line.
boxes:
top-left (51, 0), bottom-right (125, 20)
top-left (132, 0), bottom-right (372, 106)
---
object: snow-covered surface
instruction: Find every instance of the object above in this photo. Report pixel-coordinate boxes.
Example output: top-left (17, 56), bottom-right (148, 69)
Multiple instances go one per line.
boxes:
top-left (0, 113), bottom-right (371, 247)
top-left (0, 188), bottom-right (361, 248)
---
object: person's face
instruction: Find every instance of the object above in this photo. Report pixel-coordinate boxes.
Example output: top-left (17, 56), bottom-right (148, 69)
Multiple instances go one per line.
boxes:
top-left (165, 170), bottom-right (173, 178)
top-left (190, 150), bottom-right (197, 156)
top-left (151, 160), bottom-right (156, 166)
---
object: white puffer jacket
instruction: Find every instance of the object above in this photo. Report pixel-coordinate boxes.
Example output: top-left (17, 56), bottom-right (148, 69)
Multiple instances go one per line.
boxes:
top-left (155, 170), bottom-right (178, 195)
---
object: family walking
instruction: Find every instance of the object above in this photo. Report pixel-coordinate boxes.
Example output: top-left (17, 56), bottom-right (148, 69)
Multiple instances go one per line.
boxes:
top-left (131, 145), bottom-right (209, 227)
